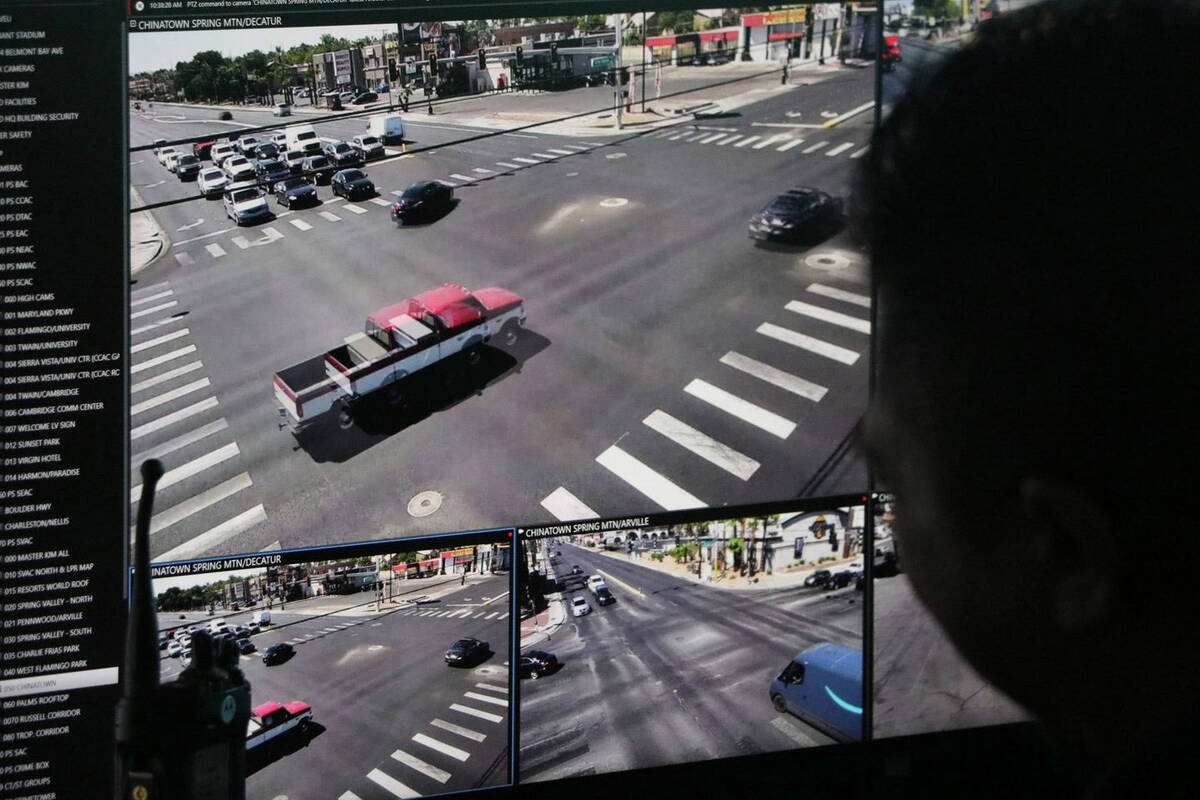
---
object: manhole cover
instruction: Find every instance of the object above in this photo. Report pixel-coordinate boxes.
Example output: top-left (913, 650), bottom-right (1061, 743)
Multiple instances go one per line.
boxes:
top-left (474, 666), bottom-right (502, 676)
top-left (805, 250), bottom-right (852, 271)
top-left (408, 490), bottom-right (443, 517)
top-left (599, 197), bottom-right (628, 208)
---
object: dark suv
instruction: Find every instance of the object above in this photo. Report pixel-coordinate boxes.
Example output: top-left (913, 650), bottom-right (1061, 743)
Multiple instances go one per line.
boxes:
top-left (518, 650), bottom-right (558, 680)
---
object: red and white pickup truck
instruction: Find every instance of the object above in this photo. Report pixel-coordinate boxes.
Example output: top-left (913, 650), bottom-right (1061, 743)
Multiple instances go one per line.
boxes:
top-left (245, 700), bottom-right (313, 750)
top-left (273, 284), bottom-right (525, 432)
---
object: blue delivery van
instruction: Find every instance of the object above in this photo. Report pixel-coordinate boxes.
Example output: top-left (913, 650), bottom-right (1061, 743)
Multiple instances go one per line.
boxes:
top-left (769, 643), bottom-right (863, 742)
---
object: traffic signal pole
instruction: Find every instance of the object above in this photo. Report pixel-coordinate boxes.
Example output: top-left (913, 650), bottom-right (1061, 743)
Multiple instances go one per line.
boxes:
top-left (615, 14), bottom-right (623, 130)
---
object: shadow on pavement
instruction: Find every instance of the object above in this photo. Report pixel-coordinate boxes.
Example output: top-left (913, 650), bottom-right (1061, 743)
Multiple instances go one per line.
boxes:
top-left (246, 722), bottom-right (325, 776)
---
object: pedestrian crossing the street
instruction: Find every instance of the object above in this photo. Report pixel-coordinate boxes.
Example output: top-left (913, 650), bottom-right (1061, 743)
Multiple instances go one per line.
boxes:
top-left (129, 282), bottom-right (266, 562)
top-left (539, 280), bottom-right (870, 521)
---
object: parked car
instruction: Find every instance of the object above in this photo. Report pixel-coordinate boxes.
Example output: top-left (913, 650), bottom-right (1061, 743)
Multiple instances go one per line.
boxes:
top-left (571, 596), bottom-right (591, 617)
top-left (748, 188), bottom-right (844, 242)
top-left (223, 187), bottom-right (271, 225)
top-left (301, 154), bottom-right (336, 185)
top-left (330, 168), bottom-right (375, 200)
top-left (350, 91), bottom-right (378, 105)
top-left (444, 637), bottom-right (489, 666)
top-left (570, 565), bottom-right (583, 575)
top-left (262, 642), bottom-right (295, 666)
top-left (390, 180), bottom-right (453, 225)
top-left (518, 650), bottom-right (558, 679)
top-left (273, 176), bottom-right (318, 208)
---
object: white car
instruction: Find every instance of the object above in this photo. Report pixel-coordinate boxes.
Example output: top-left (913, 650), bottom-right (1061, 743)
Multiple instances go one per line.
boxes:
top-left (284, 149), bottom-right (306, 174)
top-left (586, 574), bottom-right (606, 593)
top-left (211, 142), bottom-right (237, 166)
top-left (166, 641), bottom-right (183, 658)
top-left (236, 135), bottom-right (260, 155)
top-left (246, 620), bottom-right (261, 633)
top-left (198, 168), bottom-right (229, 198)
top-left (223, 156), bottom-right (254, 183)
top-left (224, 187), bottom-right (271, 225)
top-left (271, 131), bottom-right (289, 147)
top-left (156, 145), bottom-right (176, 166)
top-left (351, 135), bottom-right (384, 160)
top-left (571, 596), bottom-right (591, 617)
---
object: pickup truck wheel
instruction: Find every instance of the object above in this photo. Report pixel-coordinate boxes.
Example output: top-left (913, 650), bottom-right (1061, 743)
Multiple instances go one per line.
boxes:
top-left (336, 406), bottom-right (354, 430)
top-left (384, 383), bottom-right (403, 406)
top-left (500, 324), bottom-right (520, 347)
top-left (771, 694), bottom-right (787, 713)
top-left (465, 347), bottom-right (482, 366)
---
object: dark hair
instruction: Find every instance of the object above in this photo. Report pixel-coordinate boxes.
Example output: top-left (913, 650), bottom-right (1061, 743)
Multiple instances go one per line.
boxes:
top-left (856, 0), bottom-right (1200, 526)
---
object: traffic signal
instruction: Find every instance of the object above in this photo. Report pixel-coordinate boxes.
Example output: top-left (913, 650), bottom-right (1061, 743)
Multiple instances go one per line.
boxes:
top-left (515, 45), bottom-right (524, 66)
top-left (428, 55), bottom-right (438, 77)
top-left (478, 49), bottom-right (486, 69)
top-left (550, 42), bottom-right (558, 60)
top-left (388, 58), bottom-right (397, 81)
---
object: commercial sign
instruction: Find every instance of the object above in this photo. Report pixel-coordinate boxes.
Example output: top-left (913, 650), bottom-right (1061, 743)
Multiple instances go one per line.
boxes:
top-left (333, 49), bottom-right (352, 76)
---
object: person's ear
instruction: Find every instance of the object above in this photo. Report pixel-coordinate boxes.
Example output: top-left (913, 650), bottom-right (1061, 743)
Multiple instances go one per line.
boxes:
top-left (1017, 476), bottom-right (1115, 631)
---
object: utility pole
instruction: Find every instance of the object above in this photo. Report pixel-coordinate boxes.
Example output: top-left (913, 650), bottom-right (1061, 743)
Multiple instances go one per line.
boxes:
top-left (615, 13), bottom-right (623, 130)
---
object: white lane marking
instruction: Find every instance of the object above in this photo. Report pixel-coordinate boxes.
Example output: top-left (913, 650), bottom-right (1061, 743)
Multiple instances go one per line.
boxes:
top-left (449, 703), bottom-right (503, 723)
top-left (205, 243), bottom-right (226, 258)
top-left (540, 487), bottom-right (598, 521)
top-left (802, 141), bottom-right (830, 154)
top-left (757, 322), bottom-right (860, 365)
top-left (391, 749), bottom-right (450, 784)
top-left (365, 768), bottom-right (419, 799)
top-left (475, 682), bottom-right (508, 694)
top-left (318, 211), bottom-right (341, 222)
top-left (472, 167), bottom-right (496, 174)
top-left (734, 136), bottom-right (761, 148)
top-left (155, 504), bottom-right (266, 563)
top-left (130, 345), bottom-right (196, 375)
top-left (412, 733), bottom-right (470, 762)
top-left (771, 715), bottom-right (821, 747)
top-left (130, 378), bottom-right (211, 417)
top-left (138, 472), bottom-right (253, 537)
top-left (776, 138), bottom-right (805, 151)
top-left (512, 157), bottom-right (539, 164)
top-left (495, 161), bottom-right (520, 169)
top-left (131, 418), bottom-right (228, 464)
top-left (462, 691), bottom-right (508, 708)
top-left (230, 236), bottom-right (249, 250)
top-left (484, 612), bottom-right (498, 619)
top-left (369, 197), bottom-right (391, 206)
top-left (684, 379), bottom-right (796, 439)
top-left (668, 133), bottom-right (689, 141)
top-left (131, 300), bottom-right (178, 320)
top-left (130, 361), bottom-right (203, 394)
top-left (807, 283), bottom-right (871, 308)
top-left (342, 204), bottom-right (367, 214)
top-left (448, 173), bottom-right (476, 183)
top-left (753, 134), bottom-right (788, 149)
top-left (129, 396), bottom-right (218, 440)
top-left (531, 152), bottom-right (558, 159)
top-left (390, 189), bottom-right (404, 196)
top-left (435, 179), bottom-right (457, 187)
top-left (720, 351), bottom-right (828, 403)
top-left (584, 142), bottom-right (605, 147)
top-left (547, 149), bottom-right (574, 155)
top-left (826, 142), bottom-right (856, 156)
top-left (174, 252), bottom-right (194, 267)
top-left (563, 145), bottom-right (589, 151)
top-left (131, 328), bottom-right (189, 354)
top-left (715, 134), bottom-right (742, 145)
top-left (173, 227), bottom-right (235, 247)
top-left (289, 218), bottom-right (313, 230)
top-left (499, 612), bottom-right (509, 619)
top-left (699, 132), bottom-right (726, 143)
top-left (132, 281), bottom-right (170, 298)
top-left (642, 409), bottom-right (759, 480)
top-left (430, 718), bottom-right (486, 742)
top-left (850, 146), bottom-right (869, 159)
top-left (130, 442), bottom-right (240, 503)
top-left (131, 290), bottom-right (173, 307)
top-left (785, 300), bottom-right (871, 334)
top-left (503, 132), bottom-right (539, 139)
top-left (595, 445), bottom-right (707, 511)
top-left (472, 612), bottom-right (485, 618)
top-left (339, 792), bottom-right (364, 800)
top-left (684, 132), bottom-right (708, 142)
top-left (131, 316), bottom-right (185, 336)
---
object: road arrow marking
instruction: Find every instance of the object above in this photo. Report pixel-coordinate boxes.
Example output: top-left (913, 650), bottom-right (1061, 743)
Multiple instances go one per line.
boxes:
top-left (176, 218), bottom-right (205, 231)
top-left (786, 111), bottom-right (804, 118)
top-left (820, 110), bottom-right (837, 118)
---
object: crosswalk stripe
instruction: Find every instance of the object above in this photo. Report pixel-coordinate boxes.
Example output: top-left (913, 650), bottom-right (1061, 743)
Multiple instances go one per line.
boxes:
top-left (720, 351), bottom-right (827, 402)
top-left (734, 136), bottom-right (761, 148)
top-left (131, 301), bottom-right (178, 320)
top-left (684, 379), bottom-right (796, 439)
top-left (131, 328), bottom-right (189, 354)
top-left (473, 167), bottom-right (496, 174)
top-left (585, 141), bottom-right (605, 147)
top-left (231, 235), bottom-right (250, 250)
top-left (368, 197), bottom-right (391, 206)
top-left (785, 300), bottom-right (871, 333)
top-left (435, 179), bottom-right (457, 186)
top-left (563, 145), bottom-right (589, 151)
top-left (643, 409), bottom-right (759, 480)
top-left (512, 157), bottom-right (539, 164)
top-left (130, 361), bottom-right (203, 394)
top-left (473, 612), bottom-right (485, 618)
top-left (484, 612), bottom-right (498, 619)
top-left (540, 487), bottom-right (597, 521)
top-left (547, 149), bottom-right (574, 155)
top-left (531, 152), bottom-right (557, 159)
top-left (289, 219), bottom-right (313, 230)
top-left (683, 132), bottom-right (707, 142)
top-left (807, 283), bottom-right (870, 308)
top-left (699, 133), bottom-right (726, 143)
top-left (137, 472), bottom-right (253, 537)
top-left (365, 768), bottom-right (419, 799)
top-left (499, 612), bottom-right (509, 619)
top-left (391, 749), bottom-right (450, 783)
top-left (475, 682), bottom-right (508, 694)
top-left (130, 378), bottom-right (211, 416)
top-left (463, 691), bottom-right (508, 708)
top-left (156, 504), bottom-right (267, 563)
top-left (130, 345), bottom-right (196, 375)
top-left (342, 204), bottom-right (367, 214)
top-left (132, 281), bottom-right (170, 298)
top-left (850, 146), bottom-right (869, 158)
top-left (826, 142), bottom-right (856, 156)
top-left (132, 290), bottom-right (173, 307)
top-left (338, 792), bottom-right (364, 800)
top-left (802, 141), bottom-right (830, 154)
top-left (174, 252), bottom-right (194, 267)
top-left (668, 133), bottom-right (689, 141)
top-left (715, 134), bottom-right (742, 145)
top-left (449, 173), bottom-right (476, 182)
top-left (757, 322), bottom-right (860, 365)
top-left (390, 189), bottom-right (404, 196)
top-left (412, 733), bottom-right (470, 762)
top-left (753, 134), bottom-right (788, 149)
top-left (430, 718), bottom-right (486, 742)
top-left (131, 418), bottom-right (228, 464)
top-left (205, 243), bottom-right (226, 258)
top-left (595, 445), bottom-right (706, 511)
top-left (129, 396), bottom-right (218, 440)
top-left (131, 316), bottom-right (185, 336)
top-left (776, 138), bottom-right (805, 151)
top-left (495, 161), bottom-right (520, 169)
top-left (771, 715), bottom-right (821, 747)
top-left (319, 211), bottom-right (341, 222)
top-left (130, 442), bottom-right (240, 503)
top-left (450, 703), bottom-right (503, 723)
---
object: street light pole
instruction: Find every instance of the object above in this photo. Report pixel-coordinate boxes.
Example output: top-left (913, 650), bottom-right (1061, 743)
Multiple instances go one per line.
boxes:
top-left (615, 13), bottom-right (623, 130)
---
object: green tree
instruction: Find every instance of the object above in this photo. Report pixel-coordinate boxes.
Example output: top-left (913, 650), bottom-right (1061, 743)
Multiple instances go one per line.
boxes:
top-left (655, 10), bottom-right (697, 33)
top-left (914, 0), bottom-right (961, 20)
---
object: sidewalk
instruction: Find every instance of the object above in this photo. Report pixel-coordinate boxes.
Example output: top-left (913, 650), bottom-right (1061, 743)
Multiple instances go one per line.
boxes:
top-left (130, 186), bottom-right (168, 275)
top-left (519, 555), bottom-right (567, 649)
top-left (589, 546), bottom-right (863, 593)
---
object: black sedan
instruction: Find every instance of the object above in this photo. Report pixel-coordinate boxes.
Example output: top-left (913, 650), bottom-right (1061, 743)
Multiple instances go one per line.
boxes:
top-left (236, 638), bottom-right (257, 655)
top-left (824, 570), bottom-right (857, 590)
top-left (390, 180), bottom-right (453, 225)
top-left (262, 642), bottom-right (295, 666)
top-left (273, 176), bottom-right (318, 208)
top-left (351, 91), bottom-right (378, 105)
top-left (444, 637), bottom-right (489, 666)
top-left (803, 569), bottom-right (832, 588)
top-left (301, 154), bottom-right (335, 185)
top-left (331, 168), bottom-right (376, 201)
top-left (254, 159), bottom-right (290, 185)
top-left (518, 650), bottom-right (558, 680)
top-left (748, 188), bottom-right (844, 242)
top-left (254, 141), bottom-right (280, 160)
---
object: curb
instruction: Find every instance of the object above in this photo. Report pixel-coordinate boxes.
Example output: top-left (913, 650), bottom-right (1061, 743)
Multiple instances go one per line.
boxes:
top-left (129, 186), bottom-right (169, 275)
top-left (588, 547), bottom-right (860, 593)
top-left (823, 99), bottom-right (876, 129)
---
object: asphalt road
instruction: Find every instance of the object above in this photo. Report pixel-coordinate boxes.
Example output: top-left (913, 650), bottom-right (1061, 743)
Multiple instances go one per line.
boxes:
top-left (518, 541), bottom-right (863, 782)
top-left (158, 574), bottom-right (512, 798)
top-left (129, 67), bottom-right (874, 562)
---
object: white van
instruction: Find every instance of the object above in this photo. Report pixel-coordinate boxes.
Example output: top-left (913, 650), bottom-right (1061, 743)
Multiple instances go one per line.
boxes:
top-left (366, 113), bottom-right (405, 144)
top-left (208, 619), bottom-right (228, 634)
top-left (285, 124), bottom-right (321, 155)
top-left (252, 610), bottom-right (272, 626)
top-left (586, 574), bottom-right (606, 594)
